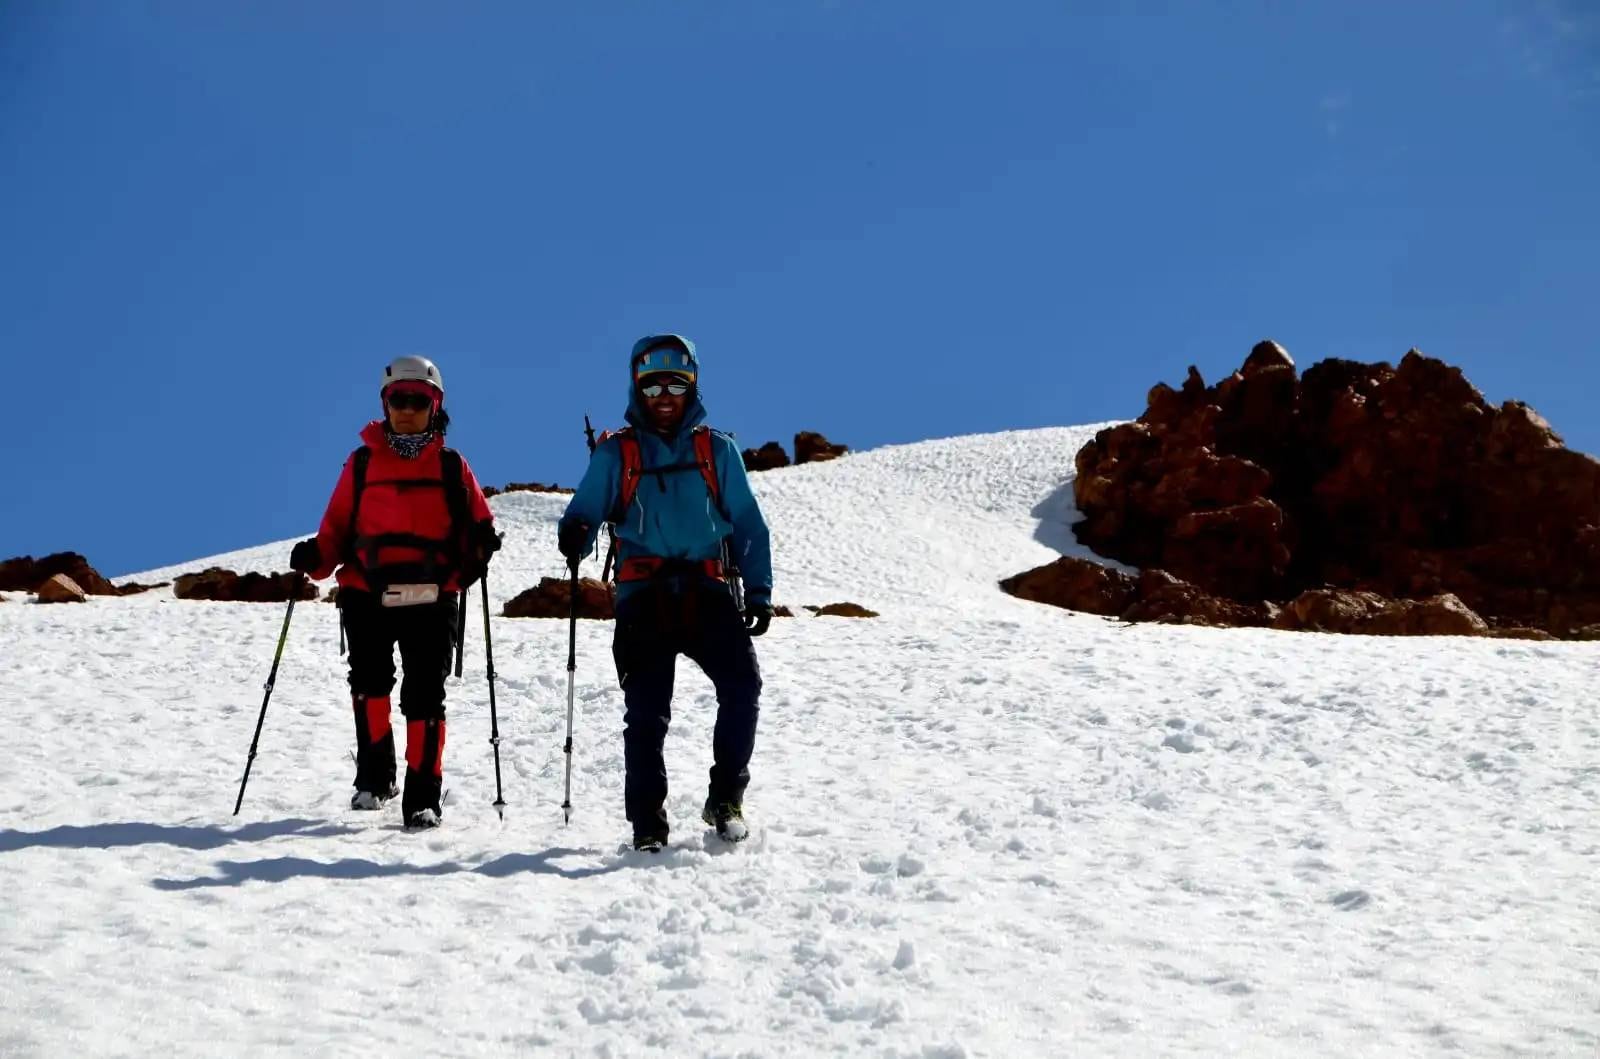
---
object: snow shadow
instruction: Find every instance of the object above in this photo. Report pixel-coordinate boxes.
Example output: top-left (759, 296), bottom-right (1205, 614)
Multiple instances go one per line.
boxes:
top-left (1031, 478), bottom-right (1082, 556)
top-left (151, 846), bottom-right (620, 889)
top-left (1030, 477), bottom-right (1098, 560)
top-left (0, 818), bottom-right (357, 854)
top-left (1028, 477), bottom-right (1138, 574)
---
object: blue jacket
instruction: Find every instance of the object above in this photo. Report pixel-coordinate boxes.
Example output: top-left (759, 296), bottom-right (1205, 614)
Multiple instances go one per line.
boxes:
top-left (560, 335), bottom-right (773, 606)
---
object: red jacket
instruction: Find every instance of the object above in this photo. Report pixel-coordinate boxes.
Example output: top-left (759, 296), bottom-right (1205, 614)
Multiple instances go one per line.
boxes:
top-left (311, 422), bottom-right (494, 593)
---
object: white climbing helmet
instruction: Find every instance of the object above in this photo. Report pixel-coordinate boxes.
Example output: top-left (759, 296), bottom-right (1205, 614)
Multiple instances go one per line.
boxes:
top-left (381, 355), bottom-right (444, 396)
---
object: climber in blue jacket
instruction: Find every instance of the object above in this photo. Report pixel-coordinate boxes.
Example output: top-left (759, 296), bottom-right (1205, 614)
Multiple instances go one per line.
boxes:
top-left (559, 334), bottom-right (773, 851)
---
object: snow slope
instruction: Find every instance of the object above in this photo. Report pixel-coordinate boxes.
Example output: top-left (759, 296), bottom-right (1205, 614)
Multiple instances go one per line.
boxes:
top-left (2, 426), bottom-right (1596, 1057)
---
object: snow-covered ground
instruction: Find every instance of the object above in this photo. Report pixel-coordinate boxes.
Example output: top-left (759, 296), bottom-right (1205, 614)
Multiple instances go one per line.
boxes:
top-left (3, 425), bottom-right (1596, 1057)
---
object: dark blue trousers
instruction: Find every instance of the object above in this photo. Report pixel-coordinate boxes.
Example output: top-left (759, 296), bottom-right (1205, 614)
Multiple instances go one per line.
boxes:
top-left (612, 581), bottom-right (762, 837)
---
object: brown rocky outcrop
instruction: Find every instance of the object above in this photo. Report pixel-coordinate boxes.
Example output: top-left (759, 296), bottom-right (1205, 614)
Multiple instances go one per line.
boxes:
top-left (1002, 558), bottom-right (1277, 628)
top-left (173, 568), bottom-right (318, 602)
top-left (482, 482), bottom-right (573, 498)
top-left (795, 432), bottom-right (849, 465)
top-left (1489, 626), bottom-right (1560, 641)
top-left (1361, 594), bottom-right (1491, 637)
top-left (115, 581), bottom-right (169, 596)
top-left (1048, 340), bottom-right (1600, 638)
top-left (0, 553), bottom-right (119, 595)
top-left (1000, 557), bottom-right (1137, 617)
top-left (36, 574), bottom-right (88, 604)
top-left (1121, 570), bottom-right (1279, 627)
top-left (742, 442), bottom-right (792, 472)
top-left (1000, 558), bottom-right (1514, 637)
top-left (503, 577), bottom-right (616, 619)
top-left (1270, 588), bottom-right (1389, 633)
top-left (805, 602), bottom-right (879, 618)
top-left (1272, 589), bottom-right (1489, 637)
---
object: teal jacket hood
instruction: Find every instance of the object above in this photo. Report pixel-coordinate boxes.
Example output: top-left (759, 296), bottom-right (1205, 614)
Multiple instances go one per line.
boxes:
top-left (625, 334), bottom-right (706, 434)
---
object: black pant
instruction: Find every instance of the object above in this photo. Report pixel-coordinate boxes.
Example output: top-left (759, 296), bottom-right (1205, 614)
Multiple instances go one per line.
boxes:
top-left (612, 582), bottom-right (762, 837)
top-left (341, 589), bottom-right (456, 811)
top-left (342, 589), bottom-right (457, 720)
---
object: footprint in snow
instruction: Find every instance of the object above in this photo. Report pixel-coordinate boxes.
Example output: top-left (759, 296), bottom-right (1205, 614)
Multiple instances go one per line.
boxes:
top-left (1329, 889), bottom-right (1372, 911)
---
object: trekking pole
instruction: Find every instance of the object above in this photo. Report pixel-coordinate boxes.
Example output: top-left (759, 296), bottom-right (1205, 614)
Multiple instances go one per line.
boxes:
top-left (233, 597), bottom-right (297, 815)
top-left (562, 554), bottom-right (579, 824)
top-left (481, 572), bottom-right (506, 818)
top-left (563, 415), bottom-right (608, 823)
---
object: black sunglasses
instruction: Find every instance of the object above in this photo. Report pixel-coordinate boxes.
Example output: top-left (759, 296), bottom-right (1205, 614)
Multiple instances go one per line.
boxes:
top-left (386, 391), bottom-right (433, 412)
top-left (639, 381), bottom-right (691, 398)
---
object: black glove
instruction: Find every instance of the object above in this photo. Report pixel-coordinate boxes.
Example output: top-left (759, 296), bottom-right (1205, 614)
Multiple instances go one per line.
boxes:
top-left (743, 600), bottom-right (774, 637)
top-left (470, 521), bottom-right (503, 565)
top-left (289, 537), bottom-right (320, 574)
top-left (460, 522), bottom-right (502, 587)
top-left (558, 520), bottom-right (591, 563)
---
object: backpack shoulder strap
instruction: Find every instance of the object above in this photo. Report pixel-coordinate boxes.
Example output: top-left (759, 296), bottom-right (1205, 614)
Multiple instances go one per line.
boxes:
top-left (439, 447), bottom-right (469, 550)
top-left (610, 428), bottom-right (642, 523)
top-left (345, 446), bottom-right (371, 561)
top-left (691, 426), bottom-right (729, 519)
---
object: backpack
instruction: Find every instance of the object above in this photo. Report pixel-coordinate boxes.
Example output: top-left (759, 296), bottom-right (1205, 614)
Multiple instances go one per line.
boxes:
top-left (344, 445), bottom-right (470, 589)
top-left (605, 425), bottom-right (729, 523)
top-left (597, 426), bottom-right (743, 604)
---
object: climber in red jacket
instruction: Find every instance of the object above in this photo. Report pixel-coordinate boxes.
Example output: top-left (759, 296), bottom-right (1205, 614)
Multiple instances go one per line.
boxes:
top-left (289, 355), bottom-right (499, 829)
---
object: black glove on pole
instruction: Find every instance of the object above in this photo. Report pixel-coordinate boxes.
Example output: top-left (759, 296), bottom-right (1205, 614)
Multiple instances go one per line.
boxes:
top-left (289, 538), bottom-right (320, 574)
top-left (557, 519), bottom-right (590, 563)
top-left (744, 601), bottom-right (774, 638)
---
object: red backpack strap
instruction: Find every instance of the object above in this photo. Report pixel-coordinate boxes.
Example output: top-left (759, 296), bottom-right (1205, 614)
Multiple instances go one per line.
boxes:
top-left (691, 426), bottom-right (723, 513)
top-left (694, 426), bottom-right (735, 523)
top-left (611, 428), bottom-right (642, 522)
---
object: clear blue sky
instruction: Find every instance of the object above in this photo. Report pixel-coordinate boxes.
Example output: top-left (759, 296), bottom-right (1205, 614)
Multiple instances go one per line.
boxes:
top-left (5, 2), bottom-right (1597, 576)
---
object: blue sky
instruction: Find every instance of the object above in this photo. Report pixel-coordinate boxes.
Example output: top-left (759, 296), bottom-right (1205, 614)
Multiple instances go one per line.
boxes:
top-left (5, 2), bottom-right (1597, 576)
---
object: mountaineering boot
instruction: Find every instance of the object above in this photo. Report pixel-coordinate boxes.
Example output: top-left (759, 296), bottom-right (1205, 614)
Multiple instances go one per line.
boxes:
top-left (405, 808), bottom-right (442, 830)
top-left (632, 831), bottom-right (667, 853)
top-left (350, 783), bottom-right (399, 811)
top-left (702, 797), bottom-right (749, 843)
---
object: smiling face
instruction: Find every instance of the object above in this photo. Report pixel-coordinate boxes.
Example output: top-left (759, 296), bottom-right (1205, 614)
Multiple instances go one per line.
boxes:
top-left (384, 385), bottom-right (436, 435)
top-left (638, 373), bottom-right (691, 434)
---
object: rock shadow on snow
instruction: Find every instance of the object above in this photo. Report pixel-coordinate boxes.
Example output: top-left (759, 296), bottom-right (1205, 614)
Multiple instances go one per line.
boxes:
top-left (1030, 475), bottom-right (1117, 563)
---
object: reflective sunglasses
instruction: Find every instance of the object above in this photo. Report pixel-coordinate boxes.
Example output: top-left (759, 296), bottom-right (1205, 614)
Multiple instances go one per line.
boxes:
top-left (639, 380), bottom-right (691, 399)
top-left (385, 390), bottom-right (434, 412)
